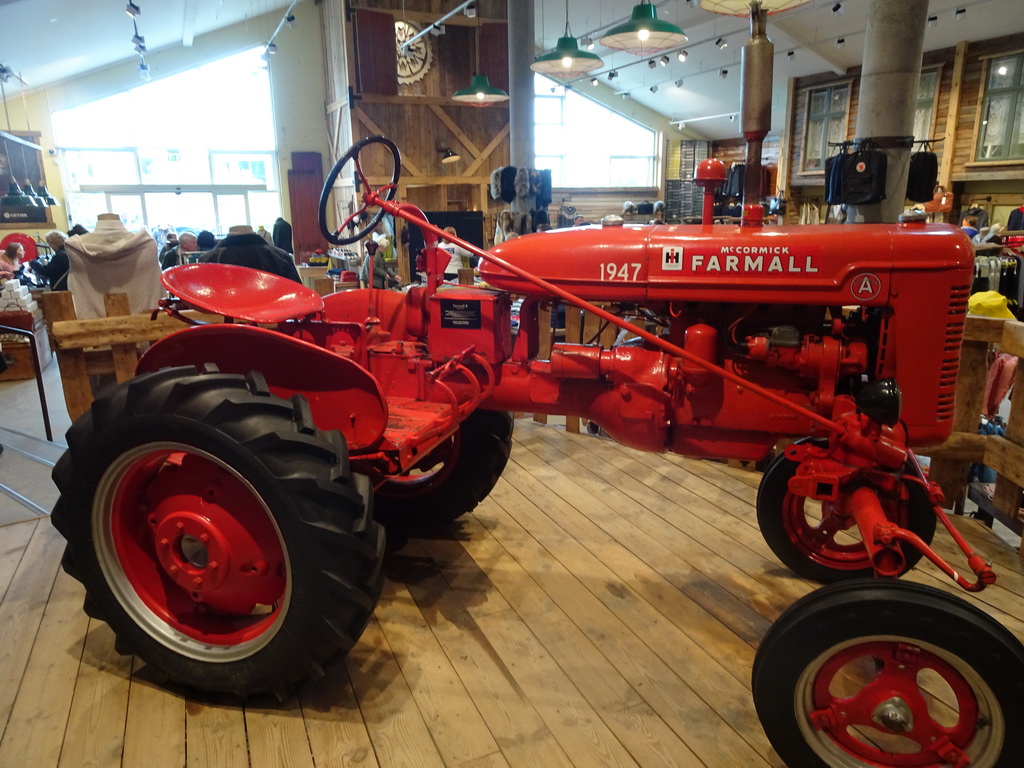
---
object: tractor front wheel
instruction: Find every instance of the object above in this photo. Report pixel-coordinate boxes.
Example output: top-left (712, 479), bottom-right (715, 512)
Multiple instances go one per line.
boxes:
top-left (752, 580), bottom-right (1024, 768)
top-left (51, 366), bottom-right (384, 697)
top-left (373, 409), bottom-right (513, 527)
top-left (756, 444), bottom-right (936, 583)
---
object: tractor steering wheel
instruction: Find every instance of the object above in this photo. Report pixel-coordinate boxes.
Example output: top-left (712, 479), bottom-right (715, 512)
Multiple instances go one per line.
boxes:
top-left (318, 135), bottom-right (401, 246)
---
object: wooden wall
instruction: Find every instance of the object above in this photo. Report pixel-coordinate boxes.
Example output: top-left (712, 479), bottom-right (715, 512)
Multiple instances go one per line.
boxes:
top-left (332, 0), bottom-right (511, 252)
top-left (780, 32), bottom-right (1024, 227)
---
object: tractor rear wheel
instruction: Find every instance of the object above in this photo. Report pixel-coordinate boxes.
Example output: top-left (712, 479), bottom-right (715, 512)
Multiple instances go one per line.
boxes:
top-left (51, 365), bottom-right (384, 697)
top-left (753, 580), bottom-right (1024, 768)
top-left (373, 408), bottom-right (513, 527)
top-left (756, 444), bottom-right (936, 583)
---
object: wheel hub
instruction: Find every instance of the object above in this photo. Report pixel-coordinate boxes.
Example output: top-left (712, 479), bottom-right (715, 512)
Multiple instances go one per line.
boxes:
top-left (153, 510), bottom-right (232, 596)
top-left (871, 696), bottom-right (914, 733)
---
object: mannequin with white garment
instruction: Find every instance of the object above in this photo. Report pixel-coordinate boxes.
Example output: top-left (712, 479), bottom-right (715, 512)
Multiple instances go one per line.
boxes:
top-left (65, 213), bottom-right (162, 319)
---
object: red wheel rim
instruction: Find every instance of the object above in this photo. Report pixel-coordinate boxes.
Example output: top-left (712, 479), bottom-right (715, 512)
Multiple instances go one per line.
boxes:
top-left (95, 443), bottom-right (289, 660)
top-left (797, 637), bottom-right (1002, 767)
top-left (782, 489), bottom-right (907, 571)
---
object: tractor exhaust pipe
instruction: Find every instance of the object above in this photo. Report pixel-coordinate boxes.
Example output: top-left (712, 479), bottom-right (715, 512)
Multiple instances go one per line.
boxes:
top-left (740, 1), bottom-right (773, 211)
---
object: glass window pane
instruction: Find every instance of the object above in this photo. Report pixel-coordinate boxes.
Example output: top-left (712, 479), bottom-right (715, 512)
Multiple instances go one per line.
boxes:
top-left (66, 192), bottom-right (110, 230)
top-left (1014, 95), bottom-right (1024, 152)
top-left (913, 104), bottom-right (933, 142)
top-left (211, 153), bottom-right (274, 188)
top-left (829, 86), bottom-right (848, 114)
top-left (535, 97), bottom-right (562, 125)
top-left (216, 195), bottom-right (247, 236)
top-left (145, 192), bottom-right (216, 233)
top-left (810, 89), bottom-right (827, 115)
top-left (826, 115), bottom-right (846, 146)
top-left (979, 94), bottom-right (1011, 158)
top-left (139, 148), bottom-right (212, 185)
top-left (52, 93), bottom-right (136, 148)
top-left (247, 192), bottom-right (282, 232)
top-left (64, 150), bottom-right (139, 187)
top-left (989, 57), bottom-right (1018, 90)
top-left (804, 118), bottom-right (825, 170)
top-left (609, 157), bottom-right (650, 187)
top-left (535, 124), bottom-right (565, 156)
top-left (108, 194), bottom-right (146, 231)
top-left (918, 70), bottom-right (938, 101)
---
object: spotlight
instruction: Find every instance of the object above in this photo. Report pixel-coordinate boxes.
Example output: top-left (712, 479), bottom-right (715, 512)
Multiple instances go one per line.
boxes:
top-left (927, 14), bottom-right (938, 27)
top-left (716, 37), bottom-right (727, 49)
top-left (581, 35), bottom-right (594, 50)
top-left (608, 70), bottom-right (618, 80)
top-left (591, 77), bottom-right (600, 86)
top-left (138, 61), bottom-right (150, 79)
top-left (430, 23), bottom-right (445, 35)
top-left (439, 147), bottom-right (461, 164)
top-left (677, 50), bottom-right (688, 62)
top-left (126, 2), bottom-right (141, 17)
top-left (622, 92), bottom-right (630, 99)
top-left (649, 59), bottom-right (657, 69)
top-left (954, 7), bottom-right (966, 21)
top-left (835, 37), bottom-right (845, 49)
top-left (660, 55), bottom-right (669, 67)
top-left (266, 42), bottom-right (278, 55)
top-left (464, 3), bottom-right (476, 18)
top-left (729, 113), bottom-right (736, 122)
top-left (134, 42), bottom-right (146, 54)
top-left (674, 78), bottom-right (684, 88)
top-left (832, 3), bottom-right (844, 16)
top-left (787, 50), bottom-right (795, 61)
top-left (720, 68), bottom-right (728, 78)
top-left (650, 84), bottom-right (658, 93)
top-left (132, 33), bottom-right (145, 46)
top-left (677, 121), bottom-right (686, 129)
top-left (285, 14), bottom-right (296, 27)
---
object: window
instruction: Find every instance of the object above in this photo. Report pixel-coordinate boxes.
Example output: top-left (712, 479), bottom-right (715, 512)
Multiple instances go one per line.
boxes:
top-left (533, 75), bottom-right (658, 187)
top-left (801, 83), bottom-right (850, 172)
top-left (976, 53), bottom-right (1024, 161)
top-left (52, 48), bottom-right (280, 230)
top-left (913, 69), bottom-right (940, 142)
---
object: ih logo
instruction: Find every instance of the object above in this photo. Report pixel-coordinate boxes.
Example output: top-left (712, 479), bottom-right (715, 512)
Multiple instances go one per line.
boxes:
top-left (662, 246), bottom-right (683, 271)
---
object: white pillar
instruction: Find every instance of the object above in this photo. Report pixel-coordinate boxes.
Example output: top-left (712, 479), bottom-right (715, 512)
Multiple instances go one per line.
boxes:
top-left (507, 0), bottom-right (535, 169)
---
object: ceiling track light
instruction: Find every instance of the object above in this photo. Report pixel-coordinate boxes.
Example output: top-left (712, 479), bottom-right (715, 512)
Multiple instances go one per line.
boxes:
top-left (126, 2), bottom-right (141, 17)
top-left (591, 77), bottom-right (600, 86)
top-left (677, 50), bottom-right (688, 62)
top-left (650, 84), bottom-right (658, 93)
top-left (266, 42), bottom-right (278, 54)
top-left (954, 7), bottom-right (966, 21)
top-left (927, 14), bottom-right (938, 27)
top-left (135, 43), bottom-right (146, 54)
top-left (649, 59), bottom-right (657, 69)
top-left (835, 37), bottom-right (845, 49)
top-left (832, 3), bottom-right (844, 16)
top-left (608, 70), bottom-right (619, 80)
top-left (132, 33), bottom-right (145, 46)
top-left (580, 35), bottom-right (594, 50)
top-left (285, 14), bottom-right (296, 27)
top-left (659, 55), bottom-right (670, 66)
top-left (674, 78), bottom-right (684, 88)
top-left (464, 3), bottom-right (476, 18)
top-left (720, 68), bottom-right (728, 78)
top-left (716, 37), bottom-right (727, 49)
top-left (787, 50), bottom-right (795, 60)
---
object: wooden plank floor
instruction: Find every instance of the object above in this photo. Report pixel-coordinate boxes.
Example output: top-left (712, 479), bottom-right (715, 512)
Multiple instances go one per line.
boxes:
top-left (1, 419), bottom-right (1022, 768)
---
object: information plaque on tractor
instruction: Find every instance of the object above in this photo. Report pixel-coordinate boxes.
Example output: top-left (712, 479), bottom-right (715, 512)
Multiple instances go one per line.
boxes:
top-left (439, 299), bottom-right (482, 330)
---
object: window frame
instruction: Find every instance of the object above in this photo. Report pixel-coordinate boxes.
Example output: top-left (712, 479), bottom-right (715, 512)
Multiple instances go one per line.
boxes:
top-left (973, 51), bottom-right (1024, 162)
top-left (799, 80), bottom-right (853, 174)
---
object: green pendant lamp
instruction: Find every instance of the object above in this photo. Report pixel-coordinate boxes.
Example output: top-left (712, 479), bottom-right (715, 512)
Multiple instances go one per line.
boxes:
top-left (36, 184), bottom-right (59, 206)
top-left (21, 181), bottom-right (46, 207)
top-left (599, 1), bottom-right (688, 55)
top-left (531, 0), bottom-right (603, 79)
top-left (452, 74), bottom-right (508, 105)
top-left (452, 8), bottom-right (508, 106)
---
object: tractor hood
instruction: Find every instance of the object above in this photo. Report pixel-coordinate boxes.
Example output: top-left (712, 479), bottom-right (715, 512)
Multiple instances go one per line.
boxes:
top-left (478, 221), bottom-right (973, 307)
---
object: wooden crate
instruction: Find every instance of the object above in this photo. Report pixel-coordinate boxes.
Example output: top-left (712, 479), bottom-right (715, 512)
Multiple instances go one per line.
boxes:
top-left (0, 320), bottom-right (51, 381)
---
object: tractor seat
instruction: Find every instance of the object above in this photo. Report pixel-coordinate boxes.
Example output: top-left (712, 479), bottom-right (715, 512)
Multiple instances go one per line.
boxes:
top-left (162, 263), bottom-right (324, 323)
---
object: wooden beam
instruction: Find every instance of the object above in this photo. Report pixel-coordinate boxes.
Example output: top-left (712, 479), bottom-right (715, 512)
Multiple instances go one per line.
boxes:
top-left (365, 175), bottom-right (491, 185)
top-left (914, 432), bottom-right (987, 463)
top-left (428, 104), bottom-right (482, 157)
top-left (49, 312), bottom-right (218, 351)
top-left (353, 107), bottom-right (425, 176)
top-left (938, 41), bottom-right (968, 190)
top-left (963, 314), bottom-right (1007, 344)
top-left (999, 320), bottom-right (1024, 359)
top-left (464, 124), bottom-right (510, 177)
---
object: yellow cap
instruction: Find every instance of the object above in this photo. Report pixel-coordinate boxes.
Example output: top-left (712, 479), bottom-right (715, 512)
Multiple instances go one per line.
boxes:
top-left (968, 290), bottom-right (1015, 319)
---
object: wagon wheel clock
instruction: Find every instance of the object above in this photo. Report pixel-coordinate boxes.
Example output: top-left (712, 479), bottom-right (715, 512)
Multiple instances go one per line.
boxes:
top-left (395, 20), bottom-right (433, 84)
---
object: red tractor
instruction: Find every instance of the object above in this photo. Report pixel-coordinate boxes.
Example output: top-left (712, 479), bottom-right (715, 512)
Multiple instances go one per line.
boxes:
top-left (51, 137), bottom-right (1024, 767)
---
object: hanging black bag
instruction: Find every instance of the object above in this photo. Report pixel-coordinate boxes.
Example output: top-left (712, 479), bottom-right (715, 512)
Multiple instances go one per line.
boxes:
top-left (906, 149), bottom-right (938, 203)
top-left (842, 145), bottom-right (887, 205)
top-left (824, 146), bottom-right (847, 205)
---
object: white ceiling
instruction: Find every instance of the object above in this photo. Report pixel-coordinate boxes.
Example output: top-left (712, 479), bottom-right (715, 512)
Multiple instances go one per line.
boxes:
top-left (1, 0), bottom-right (1022, 141)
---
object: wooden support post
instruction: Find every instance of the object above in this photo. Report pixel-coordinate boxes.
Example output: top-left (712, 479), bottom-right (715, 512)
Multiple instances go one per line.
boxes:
top-left (39, 292), bottom-right (93, 422)
top-left (104, 294), bottom-right (139, 384)
top-left (564, 305), bottom-right (582, 434)
top-left (533, 300), bottom-right (552, 425)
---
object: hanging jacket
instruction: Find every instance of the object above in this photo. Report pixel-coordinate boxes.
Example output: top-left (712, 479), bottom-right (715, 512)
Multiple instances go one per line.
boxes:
top-left (1009, 206), bottom-right (1024, 232)
top-left (65, 222), bottom-right (161, 320)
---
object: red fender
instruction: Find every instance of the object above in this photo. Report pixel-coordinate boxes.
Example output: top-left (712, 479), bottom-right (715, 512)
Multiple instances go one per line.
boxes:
top-left (137, 324), bottom-right (387, 452)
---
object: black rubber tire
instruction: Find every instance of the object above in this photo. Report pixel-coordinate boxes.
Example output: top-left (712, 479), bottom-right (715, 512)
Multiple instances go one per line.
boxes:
top-left (373, 408), bottom-right (513, 527)
top-left (756, 444), bottom-right (936, 583)
top-left (752, 580), bottom-right (1024, 768)
top-left (51, 365), bottom-right (385, 697)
